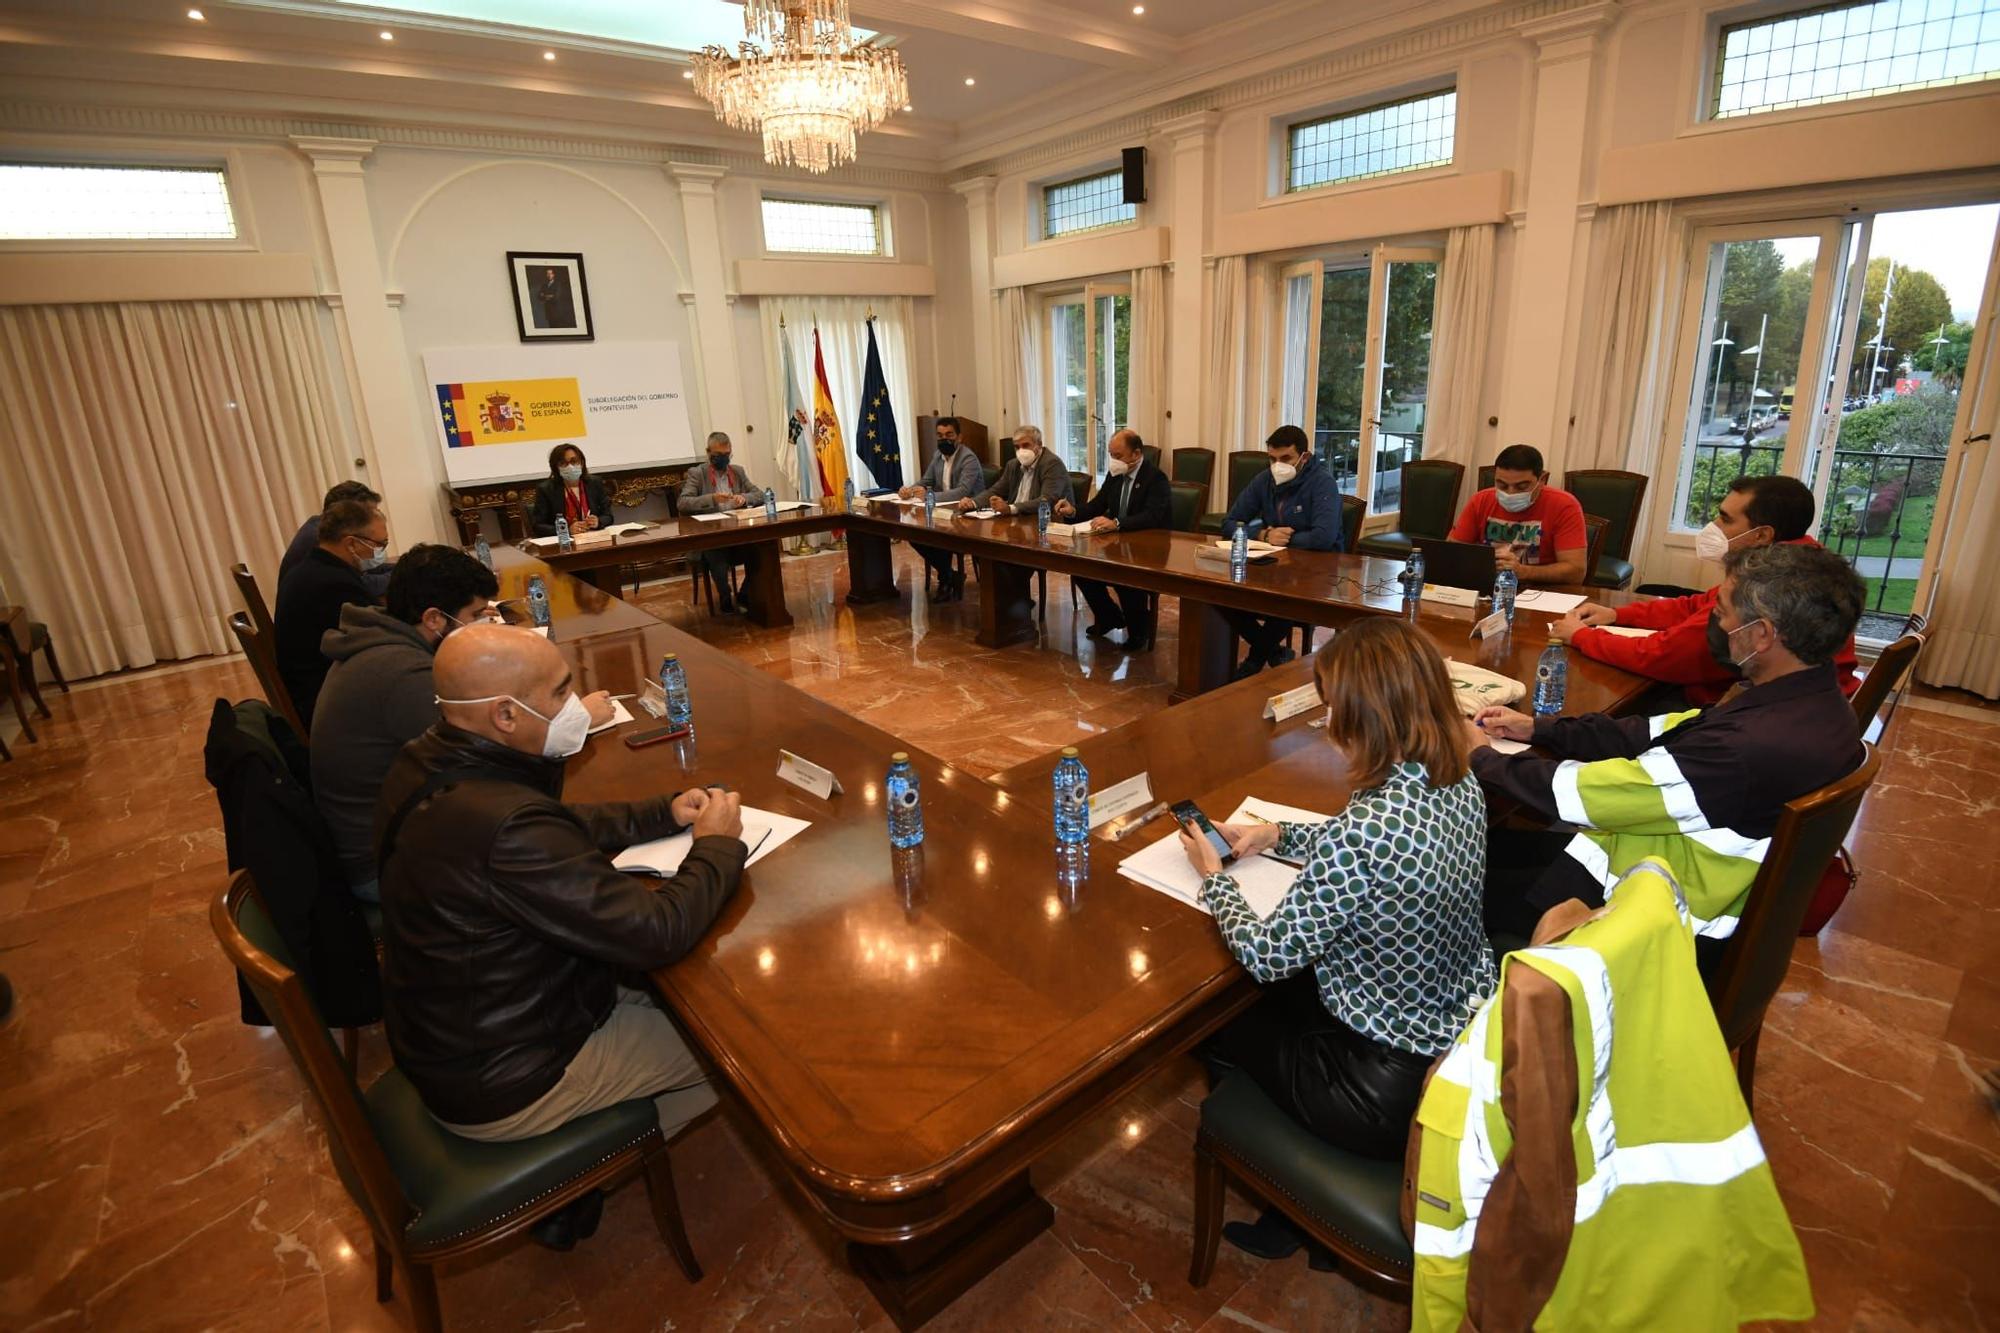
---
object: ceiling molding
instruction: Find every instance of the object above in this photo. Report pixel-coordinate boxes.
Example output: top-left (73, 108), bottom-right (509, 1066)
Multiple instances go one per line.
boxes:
top-left (852, 0), bottom-right (1175, 68)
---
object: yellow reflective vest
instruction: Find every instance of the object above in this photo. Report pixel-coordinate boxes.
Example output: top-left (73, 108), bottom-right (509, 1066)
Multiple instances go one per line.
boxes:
top-left (1410, 859), bottom-right (1813, 1330)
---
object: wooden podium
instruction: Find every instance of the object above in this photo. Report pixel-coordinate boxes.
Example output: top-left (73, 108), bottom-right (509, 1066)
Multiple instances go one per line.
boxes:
top-left (915, 415), bottom-right (993, 472)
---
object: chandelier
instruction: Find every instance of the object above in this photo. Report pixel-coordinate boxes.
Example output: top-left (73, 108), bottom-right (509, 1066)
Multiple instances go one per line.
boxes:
top-left (691, 0), bottom-right (908, 175)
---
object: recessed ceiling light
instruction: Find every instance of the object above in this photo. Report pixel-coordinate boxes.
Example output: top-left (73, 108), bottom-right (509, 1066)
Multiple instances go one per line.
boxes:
top-left (964, 76), bottom-right (975, 86)
top-left (379, 30), bottom-right (394, 41)
top-left (542, 50), bottom-right (555, 60)
top-left (186, 7), bottom-right (205, 19)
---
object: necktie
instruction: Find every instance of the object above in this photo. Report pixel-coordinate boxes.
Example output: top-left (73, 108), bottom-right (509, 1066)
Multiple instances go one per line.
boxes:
top-left (1117, 468), bottom-right (1132, 522)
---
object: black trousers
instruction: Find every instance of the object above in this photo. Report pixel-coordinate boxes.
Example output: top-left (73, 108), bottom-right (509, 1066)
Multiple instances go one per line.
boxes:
top-left (1219, 608), bottom-right (1292, 663)
top-left (1484, 827), bottom-right (1597, 939)
top-left (1073, 577), bottom-right (1151, 636)
top-left (916, 544), bottom-right (962, 586)
top-left (1204, 973), bottom-right (1435, 1161)
top-left (699, 548), bottom-right (746, 604)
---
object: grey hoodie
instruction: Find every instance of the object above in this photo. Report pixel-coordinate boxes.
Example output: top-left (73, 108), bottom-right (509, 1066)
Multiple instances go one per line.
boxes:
top-left (310, 604), bottom-right (440, 892)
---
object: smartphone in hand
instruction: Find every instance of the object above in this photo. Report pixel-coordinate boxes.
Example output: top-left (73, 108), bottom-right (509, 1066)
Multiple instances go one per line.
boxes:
top-left (1170, 799), bottom-right (1235, 866)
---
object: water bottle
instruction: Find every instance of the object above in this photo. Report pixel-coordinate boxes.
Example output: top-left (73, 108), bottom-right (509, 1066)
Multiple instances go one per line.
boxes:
top-left (1052, 747), bottom-right (1090, 846)
top-left (887, 752), bottom-right (923, 849)
top-left (1056, 843), bottom-right (1088, 907)
top-left (1534, 639), bottom-right (1569, 718)
top-left (1493, 564), bottom-right (1518, 625)
top-left (555, 516), bottom-right (573, 551)
top-left (1404, 546), bottom-right (1426, 602)
top-left (764, 489), bottom-right (778, 521)
top-left (1230, 522), bottom-right (1249, 582)
top-left (474, 536), bottom-right (493, 570)
top-left (1037, 498), bottom-right (1051, 534)
top-left (924, 489), bottom-right (936, 524)
top-left (843, 477), bottom-right (856, 512)
top-left (526, 575), bottom-right (551, 628)
top-left (660, 653), bottom-right (691, 729)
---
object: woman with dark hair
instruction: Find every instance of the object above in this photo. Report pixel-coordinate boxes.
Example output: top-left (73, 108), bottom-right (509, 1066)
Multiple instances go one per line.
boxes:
top-left (1178, 616), bottom-right (1496, 1263)
top-left (530, 443), bottom-right (615, 536)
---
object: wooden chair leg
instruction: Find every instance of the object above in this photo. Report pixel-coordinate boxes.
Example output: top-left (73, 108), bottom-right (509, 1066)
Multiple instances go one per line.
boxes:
top-left (641, 1143), bottom-right (704, 1283)
top-left (405, 1259), bottom-right (444, 1333)
top-left (1736, 1022), bottom-right (1763, 1111)
top-left (373, 1235), bottom-right (394, 1302)
top-left (37, 635), bottom-right (64, 696)
top-left (19, 657), bottom-right (50, 719)
top-left (1189, 1140), bottom-right (1226, 1287)
top-left (0, 730), bottom-right (11, 761)
top-left (341, 1027), bottom-right (360, 1074)
top-left (2, 655), bottom-right (36, 744)
top-left (1036, 570), bottom-right (1048, 619)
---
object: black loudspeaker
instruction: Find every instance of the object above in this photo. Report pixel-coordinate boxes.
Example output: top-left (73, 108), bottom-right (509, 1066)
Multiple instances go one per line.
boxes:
top-left (1121, 147), bottom-right (1146, 205)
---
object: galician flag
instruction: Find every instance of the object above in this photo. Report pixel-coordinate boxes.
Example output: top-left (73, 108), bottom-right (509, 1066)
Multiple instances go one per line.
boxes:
top-left (811, 326), bottom-right (850, 499)
top-left (778, 322), bottom-right (809, 497)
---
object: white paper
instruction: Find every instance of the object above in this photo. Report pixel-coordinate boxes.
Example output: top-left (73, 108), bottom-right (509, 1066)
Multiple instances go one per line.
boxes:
top-left (613, 806), bottom-right (811, 877)
top-left (587, 698), bottom-right (634, 737)
top-left (962, 508), bottom-right (1000, 520)
top-left (571, 529), bottom-right (619, 548)
top-left (776, 749), bottom-right (842, 800)
top-left (770, 500), bottom-right (812, 512)
top-left (1043, 521), bottom-right (1081, 537)
top-left (1469, 609), bottom-right (1509, 640)
top-left (1597, 625), bottom-right (1659, 639)
top-left (522, 535), bottom-right (559, 551)
top-left (1209, 538), bottom-right (1279, 554)
top-left (1421, 584), bottom-right (1480, 608)
top-left (1514, 589), bottom-right (1588, 614)
top-left (689, 512), bottom-right (733, 523)
top-left (1089, 772), bottom-right (1155, 830)
top-left (1116, 796), bottom-right (1328, 922)
top-left (1263, 682), bottom-right (1320, 722)
top-left (602, 521), bottom-right (650, 537)
top-left (1485, 737), bottom-right (1531, 755)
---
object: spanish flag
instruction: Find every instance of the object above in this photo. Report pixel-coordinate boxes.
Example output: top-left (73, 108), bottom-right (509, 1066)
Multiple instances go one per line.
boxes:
top-left (811, 326), bottom-right (850, 500)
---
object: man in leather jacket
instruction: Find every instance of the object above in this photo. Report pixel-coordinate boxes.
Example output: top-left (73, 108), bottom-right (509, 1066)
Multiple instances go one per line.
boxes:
top-left (374, 623), bottom-right (744, 1243)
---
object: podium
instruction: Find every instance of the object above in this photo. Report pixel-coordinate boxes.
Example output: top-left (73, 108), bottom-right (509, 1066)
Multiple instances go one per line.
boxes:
top-left (916, 415), bottom-right (994, 471)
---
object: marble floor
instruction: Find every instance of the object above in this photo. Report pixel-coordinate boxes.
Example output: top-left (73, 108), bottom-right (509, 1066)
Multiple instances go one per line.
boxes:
top-left (0, 546), bottom-right (1995, 1332)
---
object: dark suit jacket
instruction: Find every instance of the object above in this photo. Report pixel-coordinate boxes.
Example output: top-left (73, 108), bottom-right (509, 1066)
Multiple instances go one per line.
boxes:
top-left (280, 513), bottom-right (391, 598)
top-left (273, 547), bottom-right (371, 729)
top-left (530, 476), bottom-right (615, 536)
top-left (975, 449), bottom-right (1074, 511)
top-left (1075, 460), bottom-right (1171, 531)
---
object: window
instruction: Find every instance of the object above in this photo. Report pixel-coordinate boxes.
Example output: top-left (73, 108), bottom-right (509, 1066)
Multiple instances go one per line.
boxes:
top-left (1043, 170), bottom-right (1135, 239)
top-left (1712, 0), bottom-right (2000, 119)
top-left (760, 198), bottom-right (884, 255)
top-left (0, 163), bottom-right (236, 240)
top-left (1046, 283), bottom-right (1130, 472)
top-left (1275, 246), bottom-right (1440, 512)
top-left (1286, 89), bottom-right (1456, 194)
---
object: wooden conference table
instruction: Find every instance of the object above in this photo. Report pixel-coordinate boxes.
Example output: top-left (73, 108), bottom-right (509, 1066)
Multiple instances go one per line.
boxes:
top-left (491, 528), bottom-right (1649, 1329)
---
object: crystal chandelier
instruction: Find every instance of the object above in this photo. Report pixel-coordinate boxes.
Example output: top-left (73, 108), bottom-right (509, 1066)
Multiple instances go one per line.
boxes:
top-left (691, 0), bottom-right (908, 175)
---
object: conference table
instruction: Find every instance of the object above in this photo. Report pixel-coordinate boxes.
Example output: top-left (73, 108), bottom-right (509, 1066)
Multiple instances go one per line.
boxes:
top-left (490, 517), bottom-right (1651, 1329)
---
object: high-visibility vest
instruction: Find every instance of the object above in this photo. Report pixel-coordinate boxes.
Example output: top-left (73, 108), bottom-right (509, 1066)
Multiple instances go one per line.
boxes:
top-left (1410, 859), bottom-right (1813, 1331)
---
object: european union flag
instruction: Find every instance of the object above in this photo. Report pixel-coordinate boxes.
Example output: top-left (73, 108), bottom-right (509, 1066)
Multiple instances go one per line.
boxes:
top-left (858, 317), bottom-right (902, 490)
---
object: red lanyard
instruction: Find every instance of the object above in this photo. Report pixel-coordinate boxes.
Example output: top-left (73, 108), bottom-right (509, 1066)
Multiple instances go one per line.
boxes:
top-left (564, 485), bottom-right (587, 523)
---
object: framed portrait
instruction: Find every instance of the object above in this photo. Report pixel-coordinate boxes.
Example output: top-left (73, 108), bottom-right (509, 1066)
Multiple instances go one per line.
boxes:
top-left (506, 251), bottom-right (594, 342)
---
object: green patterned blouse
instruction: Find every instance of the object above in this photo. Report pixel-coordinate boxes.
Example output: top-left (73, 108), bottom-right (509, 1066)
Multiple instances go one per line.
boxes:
top-left (1198, 761), bottom-right (1497, 1057)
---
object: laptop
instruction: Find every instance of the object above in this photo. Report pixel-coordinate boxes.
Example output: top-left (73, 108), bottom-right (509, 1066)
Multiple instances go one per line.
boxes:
top-left (1412, 537), bottom-right (1498, 597)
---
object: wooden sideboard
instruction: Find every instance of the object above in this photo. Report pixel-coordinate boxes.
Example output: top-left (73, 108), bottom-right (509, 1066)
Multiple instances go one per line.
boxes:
top-left (443, 461), bottom-right (696, 544)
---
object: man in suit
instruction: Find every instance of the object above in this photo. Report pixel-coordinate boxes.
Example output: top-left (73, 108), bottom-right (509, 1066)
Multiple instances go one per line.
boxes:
top-left (1058, 429), bottom-right (1171, 651)
top-left (273, 498), bottom-right (386, 728)
top-left (279, 481), bottom-right (390, 599)
top-left (902, 416), bottom-right (988, 603)
top-left (677, 431), bottom-right (769, 615)
top-left (956, 424), bottom-right (1074, 517)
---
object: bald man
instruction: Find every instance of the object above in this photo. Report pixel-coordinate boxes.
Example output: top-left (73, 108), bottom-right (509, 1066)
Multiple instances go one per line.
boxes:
top-left (374, 623), bottom-right (745, 1250)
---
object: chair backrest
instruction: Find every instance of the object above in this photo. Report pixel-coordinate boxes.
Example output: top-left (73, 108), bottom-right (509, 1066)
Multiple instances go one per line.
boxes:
top-left (1339, 494), bottom-right (1365, 553)
top-left (1139, 443), bottom-right (1161, 471)
top-left (228, 610), bottom-right (306, 739)
top-left (213, 871), bottom-right (411, 1246)
top-left (231, 562), bottom-right (274, 639)
top-left (981, 463), bottom-right (1001, 492)
top-left (1476, 464), bottom-right (1549, 492)
top-left (1399, 460), bottom-right (1464, 539)
top-left (1583, 514), bottom-right (1609, 580)
top-left (1172, 447), bottom-right (1216, 487)
top-left (1168, 481), bottom-right (1209, 533)
top-left (1563, 469), bottom-right (1650, 563)
top-left (1706, 744), bottom-right (1881, 1050)
top-left (1850, 620), bottom-right (1928, 732)
top-left (1069, 470), bottom-right (1092, 503)
top-left (1223, 451), bottom-right (1267, 508)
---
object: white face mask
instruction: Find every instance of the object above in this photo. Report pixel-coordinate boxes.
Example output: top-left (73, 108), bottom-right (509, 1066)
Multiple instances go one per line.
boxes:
top-left (559, 464), bottom-right (584, 484)
top-left (1105, 456), bottom-right (1130, 476)
top-left (1015, 447), bottom-right (1036, 467)
top-left (437, 691), bottom-right (592, 760)
top-left (1269, 461), bottom-right (1298, 485)
top-left (1694, 521), bottom-right (1767, 562)
top-left (1495, 487), bottom-right (1536, 514)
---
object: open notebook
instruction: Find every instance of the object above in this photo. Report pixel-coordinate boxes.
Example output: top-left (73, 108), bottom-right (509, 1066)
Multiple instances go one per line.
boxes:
top-left (613, 806), bottom-right (810, 877)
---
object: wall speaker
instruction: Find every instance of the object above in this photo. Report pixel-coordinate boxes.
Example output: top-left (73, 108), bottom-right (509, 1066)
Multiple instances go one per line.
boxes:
top-left (1121, 147), bottom-right (1146, 205)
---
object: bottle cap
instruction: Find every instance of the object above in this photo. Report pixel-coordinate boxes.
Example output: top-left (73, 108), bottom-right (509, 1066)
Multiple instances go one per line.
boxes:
top-left (1061, 747), bottom-right (1079, 757)
top-left (662, 652), bottom-right (678, 661)
top-left (892, 751), bottom-right (909, 762)
top-left (1547, 636), bottom-right (1566, 645)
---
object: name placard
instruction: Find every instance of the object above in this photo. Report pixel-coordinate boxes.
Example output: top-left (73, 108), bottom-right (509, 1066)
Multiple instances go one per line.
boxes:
top-left (1469, 610), bottom-right (1509, 640)
top-left (776, 750), bottom-right (843, 801)
top-left (1263, 683), bottom-right (1321, 722)
top-left (1089, 772), bottom-right (1155, 830)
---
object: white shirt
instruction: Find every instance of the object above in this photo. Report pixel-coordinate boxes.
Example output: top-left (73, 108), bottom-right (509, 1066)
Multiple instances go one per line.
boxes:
top-left (1013, 455), bottom-right (1036, 506)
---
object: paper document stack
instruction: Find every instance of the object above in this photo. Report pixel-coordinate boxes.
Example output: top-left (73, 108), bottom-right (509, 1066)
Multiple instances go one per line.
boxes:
top-left (1116, 797), bottom-right (1327, 922)
top-left (614, 806), bottom-right (811, 877)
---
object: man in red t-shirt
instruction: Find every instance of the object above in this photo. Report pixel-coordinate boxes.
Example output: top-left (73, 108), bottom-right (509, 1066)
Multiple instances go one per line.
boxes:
top-left (1553, 473), bottom-right (1859, 706)
top-left (1447, 444), bottom-right (1589, 585)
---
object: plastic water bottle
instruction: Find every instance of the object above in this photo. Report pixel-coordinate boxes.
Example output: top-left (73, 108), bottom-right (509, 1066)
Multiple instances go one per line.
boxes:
top-left (1493, 564), bottom-right (1518, 625)
top-left (887, 752), bottom-right (924, 849)
top-left (526, 576), bottom-right (551, 628)
top-left (474, 536), bottom-right (493, 569)
top-left (555, 516), bottom-right (573, 551)
top-left (924, 489), bottom-right (936, 523)
top-left (660, 653), bottom-right (691, 729)
top-left (1404, 546), bottom-right (1426, 602)
top-left (1037, 498), bottom-right (1051, 534)
top-left (1230, 522), bottom-right (1249, 581)
top-left (1052, 747), bottom-right (1090, 846)
top-left (1534, 639), bottom-right (1569, 718)
top-left (764, 489), bottom-right (778, 521)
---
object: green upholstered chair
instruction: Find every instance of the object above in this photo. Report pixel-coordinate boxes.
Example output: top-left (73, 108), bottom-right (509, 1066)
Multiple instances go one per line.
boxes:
top-left (1198, 451), bottom-right (1272, 535)
top-left (1356, 459), bottom-right (1464, 559)
top-left (1190, 1072), bottom-right (1413, 1300)
top-left (1340, 494), bottom-right (1365, 554)
top-left (1070, 470), bottom-right (1092, 504)
top-left (981, 463), bottom-right (1001, 492)
top-left (1172, 448), bottom-right (1215, 487)
top-left (213, 871), bottom-right (703, 1332)
top-left (1563, 469), bottom-right (1650, 590)
top-left (1140, 443), bottom-right (1162, 471)
top-left (1168, 481), bottom-right (1208, 533)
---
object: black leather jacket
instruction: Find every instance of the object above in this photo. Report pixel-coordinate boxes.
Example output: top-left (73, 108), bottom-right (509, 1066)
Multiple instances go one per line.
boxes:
top-left (374, 723), bottom-right (743, 1124)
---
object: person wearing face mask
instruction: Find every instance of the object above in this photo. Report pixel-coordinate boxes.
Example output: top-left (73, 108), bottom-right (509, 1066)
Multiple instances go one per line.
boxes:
top-left (1218, 425), bottom-right (1345, 678)
top-left (531, 444), bottom-right (615, 537)
top-left (279, 480), bottom-right (393, 599)
top-left (274, 498), bottom-right (391, 729)
top-left (903, 417), bottom-right (986, 601)
top-left (376, 622), bottom-right (746, 1250)
top-left (1058, 428), bottom-right (1171, 649)
top-left (677, 431), bottom-right (770, 614)
top-left (958, 424), bottom-right (1074, 519)
top-left (1447, 444), bottom-right (1589, 585)
top-left (1467, 542), bottom-right (1866, 945)
top-left (1552, 474), bottom-right (1859, 708)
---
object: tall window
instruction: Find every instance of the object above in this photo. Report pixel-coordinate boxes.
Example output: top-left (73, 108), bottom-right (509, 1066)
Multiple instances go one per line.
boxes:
top-left (1276, 246), bottom-right (1440, 512)
top-left (1047, 283), bottom-right (1130, 472)
top-left (1712, 0), bottom-right (2000, 119)
top-left (760, 198), bottom-right (884, 255)
top-left (1043, 170), bottom-right (1135, 239)
top-left (1286, 89), bottom-right (1456, 194)
top-left (0, 163), bottom-right (236, 240)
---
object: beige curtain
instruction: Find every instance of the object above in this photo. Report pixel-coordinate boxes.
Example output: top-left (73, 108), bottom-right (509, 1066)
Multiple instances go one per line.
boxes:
top-left (1203, 255), bottom-right (1249, 491)
top-left (1424, 224), bottom-right (1499, 469)
top-left (1567, 202), bottom-right (1680, 477)
top-left (0, 298), bottom-right (346, 677)
top-left (995, 286), bottom-right (1044, 435)
top-left (1128, 265), bottom-right (1168, 448)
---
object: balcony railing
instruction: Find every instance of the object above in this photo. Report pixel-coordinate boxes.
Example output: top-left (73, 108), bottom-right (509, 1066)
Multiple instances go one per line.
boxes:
top-left (1818, 449), bottom-right (1943, 617)
top-left (1683, 438), bottom-right (1785, 529)
top-left (1312, 428), bottom-right (1425, 510)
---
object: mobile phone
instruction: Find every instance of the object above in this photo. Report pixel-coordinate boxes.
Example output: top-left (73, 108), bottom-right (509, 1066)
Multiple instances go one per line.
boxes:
top-left (624, 725), bottom-right (689, 749)
top-left (1170, 799), bottom-right (1235, 865)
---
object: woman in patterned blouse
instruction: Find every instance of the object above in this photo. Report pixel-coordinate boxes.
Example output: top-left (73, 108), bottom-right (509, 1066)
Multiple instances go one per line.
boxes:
top-left (1177, 617), bottom-right (1497, 1262)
